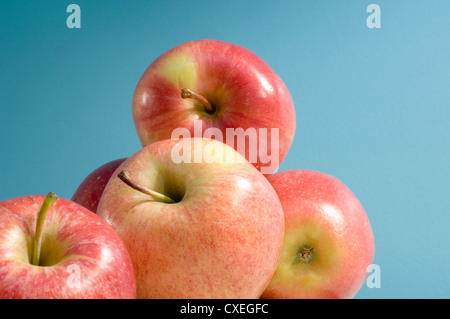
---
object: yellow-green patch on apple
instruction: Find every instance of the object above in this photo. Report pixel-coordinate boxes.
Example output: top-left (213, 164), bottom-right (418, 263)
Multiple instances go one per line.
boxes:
top-left (154, 52), bottom-right (197, 90)
top-left (272, 220), bottom-right (342, 291)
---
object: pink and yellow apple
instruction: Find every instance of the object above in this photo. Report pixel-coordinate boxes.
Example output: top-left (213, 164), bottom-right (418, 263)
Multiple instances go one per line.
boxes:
top-left (72, 158), bottom-right (127, 213)
top-left (132, 39), bottom-right (296, 175)
top-left (0, 193), bottom-right (136, 299)
top-left (97, 138), bottom-right (285, 298)
top-left (262, 169), bottom-right (375, 299)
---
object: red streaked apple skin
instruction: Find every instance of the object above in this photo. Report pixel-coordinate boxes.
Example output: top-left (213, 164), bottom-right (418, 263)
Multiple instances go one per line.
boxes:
top-left (72, 158), bottom-right (127, 213)
top-left (0, 195), bottom-right (136, 299)
top-left (97, 138), bottom-right (285, 299)
top-left (262, 169), bottom-right (375, 299)
top-left (132, 39), bottom-right (296, 175)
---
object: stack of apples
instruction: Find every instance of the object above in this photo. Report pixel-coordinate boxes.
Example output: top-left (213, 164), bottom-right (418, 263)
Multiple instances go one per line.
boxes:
top-left (0, 40), bottom-right (374, 299)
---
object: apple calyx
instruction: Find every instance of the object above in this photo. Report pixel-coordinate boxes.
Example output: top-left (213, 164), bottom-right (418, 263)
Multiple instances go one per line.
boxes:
top-left (181, 88), bottom-right (215, 114)
top-left (31, 192), bottom-right (58, 266)
top-left (118, 170), bottom-right (176, 204)
top-left (294, 246), bottom-right (315, 264)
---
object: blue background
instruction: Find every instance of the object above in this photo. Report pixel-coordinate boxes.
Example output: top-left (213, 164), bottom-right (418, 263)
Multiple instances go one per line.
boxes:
top-left (1, 1), bottom-right (449, 298)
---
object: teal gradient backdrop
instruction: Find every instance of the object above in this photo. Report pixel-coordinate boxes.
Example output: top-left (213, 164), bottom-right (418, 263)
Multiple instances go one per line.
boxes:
top-left (1, 1), bottom-right (449, 298)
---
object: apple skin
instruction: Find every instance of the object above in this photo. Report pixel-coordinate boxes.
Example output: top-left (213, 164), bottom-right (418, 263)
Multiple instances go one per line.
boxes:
top-left (97, 138), bottom-right (285, 299)
top-left (132, 39), bottom-right (296, 175)
top-left (72, 158), bottom-right (126, 213)
top-left (262, 169), bottom-right (375, 299)
top-left (0, 195), bottom-right (136, 299)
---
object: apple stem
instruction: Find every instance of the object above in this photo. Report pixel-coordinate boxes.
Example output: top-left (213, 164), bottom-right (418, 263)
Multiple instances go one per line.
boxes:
top-left (118, 170), bottom-right (176, 204)
top-left (31, 192), bottom-right (58, 266)
top-left (181, 88), bottom-right (215, 114)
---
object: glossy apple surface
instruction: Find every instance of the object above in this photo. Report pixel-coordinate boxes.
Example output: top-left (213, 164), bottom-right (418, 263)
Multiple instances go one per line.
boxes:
top-left (97, 138), bottom-right (285, 298)
top-left (132, 39), bottom-right (296, 175)
top-left (0, 195), bottom-right (136, 299)
top-left (72, 158), bottom-right (126, 213)
top-left (262, 169), bottom-right (375, 299)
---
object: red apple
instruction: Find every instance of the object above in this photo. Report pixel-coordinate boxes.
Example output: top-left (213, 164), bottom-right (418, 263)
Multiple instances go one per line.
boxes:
top-left (97, 138), bottom-right (285, 298)
top-left (72, 158), bottom-right (126, 213)
top-left (0, 192), bottom-right (136, 299)
top-left (262, 169), bottom-right (375, 299)
top-left (132, 39), bottom-right (296, 175)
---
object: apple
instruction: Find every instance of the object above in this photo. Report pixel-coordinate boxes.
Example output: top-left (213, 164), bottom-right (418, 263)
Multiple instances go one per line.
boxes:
top-left (97, 138), bottom-right (285, 299)
top-left (0, 192), bottom-right (136, 299)
top-left (262, 169), bottom-right (375, 299)
top-left (72, 158), bottom-right (126, 213)
top-left (132, 39), bottom-right (296, 175)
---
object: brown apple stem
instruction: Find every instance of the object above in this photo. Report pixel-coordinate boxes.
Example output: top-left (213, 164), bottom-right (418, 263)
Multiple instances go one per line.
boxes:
top-left (31, 192), bottom-right (58, 266)
top-left (181, 88), bottom-right (215, 113)
top-left (118, 170), bottom-right (176, 204)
